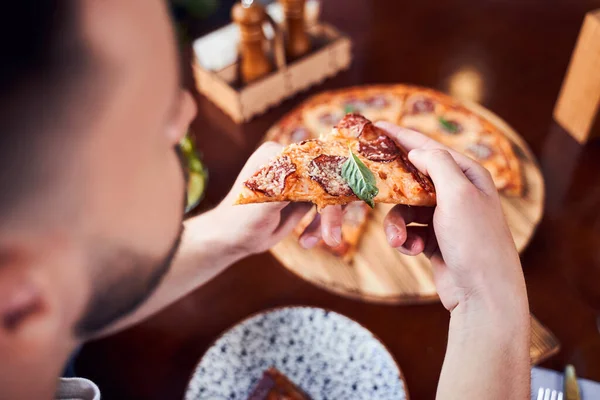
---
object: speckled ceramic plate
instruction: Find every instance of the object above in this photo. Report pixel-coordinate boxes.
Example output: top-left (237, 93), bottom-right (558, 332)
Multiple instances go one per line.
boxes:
top-left (185, 306), bottom-right (407, 400)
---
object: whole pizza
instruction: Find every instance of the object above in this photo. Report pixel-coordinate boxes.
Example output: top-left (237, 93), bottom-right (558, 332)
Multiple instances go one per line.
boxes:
top-left (262, 85), bottom-right (524, 262)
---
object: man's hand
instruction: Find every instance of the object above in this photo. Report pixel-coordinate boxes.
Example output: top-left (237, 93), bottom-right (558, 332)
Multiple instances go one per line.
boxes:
top-left (214, 142), bottom-right (313, 257)
top-left (376, 121), bottom-right (527, 314)
top-left (313, 122), bottom-right (530, 399)
top-left (374, 121), bottom-right (530, 400)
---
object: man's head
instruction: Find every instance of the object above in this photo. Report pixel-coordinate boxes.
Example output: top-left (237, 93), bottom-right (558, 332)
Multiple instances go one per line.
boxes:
top-left (0, 0), bottom-right (196, 395)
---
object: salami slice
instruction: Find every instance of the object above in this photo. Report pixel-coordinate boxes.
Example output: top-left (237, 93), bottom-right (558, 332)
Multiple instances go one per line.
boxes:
top-left (358, 133), bottom-right (400, 162)
top-left (290, 127), bottom-right (310, 143)
top-left (356, 122), bottom-right (401, 162)
top-left (411, 98), bottom-right (435, 114)
top-left (366, 94), bottom-right (389, 109)
top-left (308, 155), bottom-right (353, 196)
top-left (335, 113), bottom-right (370, 138)
top-left (466, 142), bottom-right (493, 160)
top-left (245, 155), bottom-right (296, 197)
top-left (319, 112), bottom-right (342, 126)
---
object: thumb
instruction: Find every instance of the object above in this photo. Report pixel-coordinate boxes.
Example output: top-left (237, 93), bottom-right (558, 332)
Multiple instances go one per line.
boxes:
top-left (408, 148), bottom-right (472, 200)
top-left (235, 142), bottom-right (284, 187)
top-left (273, 202), bottom-right (313, 238)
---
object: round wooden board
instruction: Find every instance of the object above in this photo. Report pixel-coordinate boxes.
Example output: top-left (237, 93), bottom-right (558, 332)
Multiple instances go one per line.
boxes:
top-left (270, 96), bottom-right (545, 305)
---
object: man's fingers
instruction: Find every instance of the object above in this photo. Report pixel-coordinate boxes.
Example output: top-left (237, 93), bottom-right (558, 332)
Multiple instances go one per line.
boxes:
top-left (275, 202), bottom-right (313, 238)
top-left (375, 121), bottom-right (441, 152)
top-left (235, 142), bottom-right (283, 185)
top-left (376, 122), bottom-right (496, 194)
top-left (384, 205), bottom-right (434, 256)
top-left (385, 205), bottom-right (434, 227)
top-left (299, 212), bottom-right (322, 249)
top-left (384, 205), bottom-right (433, 248)
top-left (228, 142), bottom-right (287, 207)
top-left (394, 226), bottom-right (430, 256)
top-left (320, 205), bottom-right (343, 247)
top-left (376, 121), bottom-right (466, 164)
top-left (408, 148), bottom-right (472, 197)
top-left (423, 224), bottom-right (439, 259)
top-left (409, 146), bottom-right (495, 195)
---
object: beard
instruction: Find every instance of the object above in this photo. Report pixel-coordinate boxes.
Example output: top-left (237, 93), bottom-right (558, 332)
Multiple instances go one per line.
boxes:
top-left (74, 225), bottom-right (184, 337)
top-left (75, 146), bottom-right (189, 337)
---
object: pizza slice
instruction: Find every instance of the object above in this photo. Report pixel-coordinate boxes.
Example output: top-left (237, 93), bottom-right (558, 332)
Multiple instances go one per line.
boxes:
top-left (235, 114), bottom-right (436, 210)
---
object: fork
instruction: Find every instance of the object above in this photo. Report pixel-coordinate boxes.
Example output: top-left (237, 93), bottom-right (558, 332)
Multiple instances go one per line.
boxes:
top-left (536, 387), bottom-right (564, 400)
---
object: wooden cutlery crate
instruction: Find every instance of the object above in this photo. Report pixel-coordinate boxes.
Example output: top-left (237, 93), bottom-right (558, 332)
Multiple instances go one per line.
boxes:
top-left (193, 22), bottom-right (352, 123)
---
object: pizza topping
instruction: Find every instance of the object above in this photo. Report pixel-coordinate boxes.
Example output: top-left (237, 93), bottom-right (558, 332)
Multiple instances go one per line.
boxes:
top-left (343, 97), bottom-right (366, 113)
top-left (355, 122), bottom-right (401, 162)
top-left (290, 127), bottom-right (310, 143)
top-left (309, 155), bottom-right (354, 197)
top-left (438, 117), bottom-right (463, 134)
top-left (336, 113), bottom-right (370, 137)
top-left (358, 133), bottom-right (400, 162)
top-left (466, 142), bottom-right (493, 160)
top-left (366, 95), bottom-right (389, 109)
top-left (341, 150), bottom-right (379, 208)
top-left (244, 155), bottom-right (296, 197)
top-left (398, 152), bottom-right (436, 194)
top-left (411, 98), bottom-right (435, 114)
top-left (343, 105), bottom-right (355, 114)
top-left (318, 112), bottom-right (342, 126)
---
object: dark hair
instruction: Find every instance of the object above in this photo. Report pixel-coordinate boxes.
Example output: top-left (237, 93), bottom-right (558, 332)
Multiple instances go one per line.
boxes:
top-left (0, 2), bottom-right (94, 220)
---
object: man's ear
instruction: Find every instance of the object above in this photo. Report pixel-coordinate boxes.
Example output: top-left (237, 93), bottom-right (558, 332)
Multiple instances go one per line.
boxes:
top-left (0, 246), bottom-right (46, 337)
top-left (0, 244), bottom-right (63, 399)
top-left (0, 233), bottom-right (88, 398)
top-left (0, 230), bottom-right (91, 345)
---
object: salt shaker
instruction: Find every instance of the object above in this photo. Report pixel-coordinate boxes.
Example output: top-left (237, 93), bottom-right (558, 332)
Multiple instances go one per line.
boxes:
top-left (231, 1), bottom-right (273, 84)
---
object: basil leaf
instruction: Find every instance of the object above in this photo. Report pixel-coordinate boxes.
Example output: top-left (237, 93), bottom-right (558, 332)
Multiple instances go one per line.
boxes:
top-left (438, 116), bottom-right (459, 134)
top-left (341, 150), bottom-right (379, 208)
top-left (344, 105), bottom-right (355, 114)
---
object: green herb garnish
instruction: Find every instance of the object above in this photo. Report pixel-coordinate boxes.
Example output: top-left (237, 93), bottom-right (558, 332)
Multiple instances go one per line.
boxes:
top-left (438, 117), bottom-right (460, 134)
top-left (344, 105), bottom-right (355, 114)
top-left (341, 149), bottom-right (379, 208)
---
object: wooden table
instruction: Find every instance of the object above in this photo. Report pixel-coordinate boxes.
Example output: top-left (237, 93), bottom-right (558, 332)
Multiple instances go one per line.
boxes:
top-left (77, 1), bottom-right (600, 398)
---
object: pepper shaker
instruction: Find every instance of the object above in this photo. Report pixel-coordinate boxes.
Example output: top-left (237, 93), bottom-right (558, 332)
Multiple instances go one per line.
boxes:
top-left (279, 0), bottom-right (311, 59)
